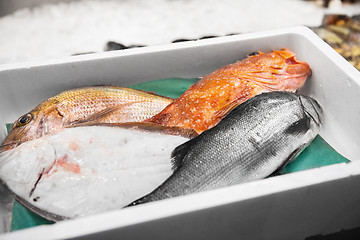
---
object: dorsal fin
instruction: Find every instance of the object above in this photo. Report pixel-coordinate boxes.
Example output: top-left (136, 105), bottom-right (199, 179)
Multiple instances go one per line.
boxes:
top-left (268, 143), bottom-right (306, 177)
top-left (170, 138), bottom-right (197, 171)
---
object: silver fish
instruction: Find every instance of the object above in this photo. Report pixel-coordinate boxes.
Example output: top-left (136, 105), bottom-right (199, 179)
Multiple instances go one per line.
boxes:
top-left (129, 91), bottom-right (323, 205)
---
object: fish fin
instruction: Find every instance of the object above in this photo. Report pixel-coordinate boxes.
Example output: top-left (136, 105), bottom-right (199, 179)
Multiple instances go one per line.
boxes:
top-left (284, 117), bottom-right (311, 135)
top-left (6, 185), bottom-right (66, 222)
top-left (138, 90), bottom-right (175, 100)
top-left (69, 102), bottom-right (139, 126)
top-left (170, 138), bottom-right (197, 171)
top-left (213, 100), bottom-right (241, 120)
top-left (268, 144), bottom-right (306, 177)
top-left (273, 48), bottom-right (295, 59)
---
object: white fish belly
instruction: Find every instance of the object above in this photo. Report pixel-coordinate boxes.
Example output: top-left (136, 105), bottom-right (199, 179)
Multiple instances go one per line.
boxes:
top-left (0, 126), bottom-right (188, 219)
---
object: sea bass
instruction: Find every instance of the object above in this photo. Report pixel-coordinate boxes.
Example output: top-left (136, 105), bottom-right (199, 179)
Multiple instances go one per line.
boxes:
top-left (146, 49), bottom-right (311, 133)
top-left (1, 86), bottom-right (173, 151)
top-left (129, 91), bottom-right (323, 205)
top-left (0, 123), bottom-right (196, 221)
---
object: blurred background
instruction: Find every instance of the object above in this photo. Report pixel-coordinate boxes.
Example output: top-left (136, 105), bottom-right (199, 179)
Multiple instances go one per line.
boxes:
top-left (0, 0), bottom-right (360, 68)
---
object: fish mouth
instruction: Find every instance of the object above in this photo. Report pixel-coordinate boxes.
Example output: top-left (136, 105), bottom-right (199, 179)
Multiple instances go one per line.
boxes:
top-left (0, 141), bottom-right (23, 152)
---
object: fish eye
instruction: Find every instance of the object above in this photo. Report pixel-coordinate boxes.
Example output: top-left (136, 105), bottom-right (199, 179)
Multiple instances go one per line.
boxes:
top-left (248, 51), bottom-right (260, 57)
top-left (16, 114), bottom-right (32, 127)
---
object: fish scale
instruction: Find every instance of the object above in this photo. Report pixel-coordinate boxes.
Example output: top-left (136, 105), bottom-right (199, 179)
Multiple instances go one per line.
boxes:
top-left (129, 91), bottom-right (323, 205)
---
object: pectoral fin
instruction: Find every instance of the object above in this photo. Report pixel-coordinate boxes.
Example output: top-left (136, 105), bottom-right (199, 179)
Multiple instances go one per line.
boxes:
top-left (213, 100), bottom-right (241, 120)
top-left (268, 143), bottom-right (306, 177)
top-left (69, 102), bottom-right (141, 126)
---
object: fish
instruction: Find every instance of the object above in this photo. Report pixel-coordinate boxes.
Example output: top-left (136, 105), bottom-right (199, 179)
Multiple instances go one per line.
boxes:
top-left (1, 86), bottom-right (174, 151)
top-left (145, 48), bottom-right (311, 134)
top-left (0, 123), bottom-right (196, 221)
top-left (129, 91), bottom-right (323, 206)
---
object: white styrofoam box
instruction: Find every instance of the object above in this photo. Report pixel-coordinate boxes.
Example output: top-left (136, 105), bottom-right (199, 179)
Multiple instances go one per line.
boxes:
top-left (0, 26), bottom-right (360, 239)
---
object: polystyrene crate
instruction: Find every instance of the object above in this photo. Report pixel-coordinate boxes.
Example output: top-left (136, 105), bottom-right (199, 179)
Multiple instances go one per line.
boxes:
top-left (0, 26), bottom-right (360, 240)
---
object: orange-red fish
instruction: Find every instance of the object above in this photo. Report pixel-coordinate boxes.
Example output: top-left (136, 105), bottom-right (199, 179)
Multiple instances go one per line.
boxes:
top-left (145, 48), bottom-right (311, 133)
top-left (1, 86), bottom-right (173, 151)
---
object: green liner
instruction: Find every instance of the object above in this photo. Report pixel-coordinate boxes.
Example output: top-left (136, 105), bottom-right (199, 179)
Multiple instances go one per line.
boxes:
top-left (7, 78), bottom-right (349, 231)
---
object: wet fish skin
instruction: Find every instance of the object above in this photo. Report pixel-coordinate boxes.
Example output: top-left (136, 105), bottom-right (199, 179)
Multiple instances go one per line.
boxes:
top-left (1, 86), bottom-right (173, 151)
top-left (129, 91), bottom-right (323, 205)
top-left (0, 123), bottom-right (193, 221)
top-left (146, 49), bottom-right (311, 134)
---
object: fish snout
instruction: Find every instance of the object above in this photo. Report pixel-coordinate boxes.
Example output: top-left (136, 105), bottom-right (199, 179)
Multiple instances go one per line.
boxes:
top-left (285, 60), bottom-right (311, 76)
top-left (280, 59), bottom-right (311, 92)
top-left (1, 130), bottom-right (32, 152)
top-left (0, 141), bottom-right (21, 152)
top-left (274, 48), bottom-right (310, 75)
top-left (1, 114), bottom-right (41, 151)
top-left (266, 49), bottom-right (311, 92)
top-left (299, 95), bottom-right (323, 127)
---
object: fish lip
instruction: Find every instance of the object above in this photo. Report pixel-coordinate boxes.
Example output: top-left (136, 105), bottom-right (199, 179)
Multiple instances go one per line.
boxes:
top-left (0, 141), bottom-right (23, 152)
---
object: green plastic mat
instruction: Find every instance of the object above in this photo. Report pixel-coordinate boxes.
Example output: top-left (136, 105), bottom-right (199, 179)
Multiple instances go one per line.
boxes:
top-left (130, 77), bottom-right (199, 99)
top-left (6, 78), bottom-right (349, 231)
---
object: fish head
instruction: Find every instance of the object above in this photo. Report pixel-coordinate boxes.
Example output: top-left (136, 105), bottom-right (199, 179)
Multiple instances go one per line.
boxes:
top-left (280, 94), bottom-right (323, 165)
top-left (282, 93), bottom-right (323, 138)
top-left (246, 48), bottom-right (311, 92)
top-left (1, 99), bottom-right (64, 151)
